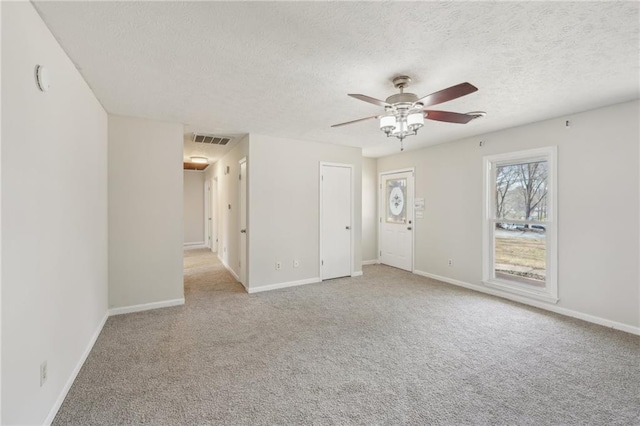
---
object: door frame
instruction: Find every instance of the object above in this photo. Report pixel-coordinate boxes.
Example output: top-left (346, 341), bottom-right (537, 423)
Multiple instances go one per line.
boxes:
top-left (204, 179), bottom-right (211, 248)
top-left (210, 177), bottom-right (218, 253)
top-left (319, 162), bottom-right (354, 280)
top-left (378, 167), bottom-right (415, 271)
top-left (238, 157), bottom-right (248, 287)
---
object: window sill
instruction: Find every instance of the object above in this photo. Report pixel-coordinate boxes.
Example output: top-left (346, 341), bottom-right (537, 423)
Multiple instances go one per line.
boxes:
top-left (482, 279), bottom-right (559, 304)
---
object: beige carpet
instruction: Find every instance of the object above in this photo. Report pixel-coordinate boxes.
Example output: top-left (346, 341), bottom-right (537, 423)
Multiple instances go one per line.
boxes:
top-left (53, 248), bottom-right (640, 425)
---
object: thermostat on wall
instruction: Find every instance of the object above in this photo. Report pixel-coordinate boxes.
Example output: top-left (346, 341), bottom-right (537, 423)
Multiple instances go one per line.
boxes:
top-left (35, 65), bottom-right (50, 92)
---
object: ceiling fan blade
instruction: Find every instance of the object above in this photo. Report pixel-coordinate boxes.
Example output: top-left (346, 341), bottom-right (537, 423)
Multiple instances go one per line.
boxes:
top-left (331, 115), bottom-right (380, 128)
top-left (424, 110), bottom-right (476, 124)
top-left (348, 94), bottom-right (391, 107)
top-left (416, 82), bottom-right (478, 107)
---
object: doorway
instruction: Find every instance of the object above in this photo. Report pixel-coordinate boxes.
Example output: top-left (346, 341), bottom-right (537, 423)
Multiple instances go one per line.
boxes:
top-left (239, 157), bottom-right (247, 286)
top-left (210, 177), bottom-right (218, 253)
top-left (204, 180), bottom-right (211, 249)
top-left (320, 162), bottom-right (353, 280)
top-left (379, 169), bottom-right (414, 271)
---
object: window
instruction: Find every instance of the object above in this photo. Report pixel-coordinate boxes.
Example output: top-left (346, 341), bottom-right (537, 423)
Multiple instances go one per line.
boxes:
top-left (483, 147), bottom-right (558, 303)
top-left (386, 178), bottom-right (407, 224)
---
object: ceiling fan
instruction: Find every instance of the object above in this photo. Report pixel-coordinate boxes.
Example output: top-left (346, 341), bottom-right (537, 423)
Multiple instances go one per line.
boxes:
top-left (331, 75), bottom-right (485, 150)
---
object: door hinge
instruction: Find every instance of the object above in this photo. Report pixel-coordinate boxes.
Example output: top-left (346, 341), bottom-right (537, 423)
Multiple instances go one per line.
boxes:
top-left (379, 217), bottom-right (382, 223)
top-left (321, 260), bottom-right (324, 266)
top-left (239, 174), bottom-right (242, 180)
top-left (380, 251), bottom-right (382, 256)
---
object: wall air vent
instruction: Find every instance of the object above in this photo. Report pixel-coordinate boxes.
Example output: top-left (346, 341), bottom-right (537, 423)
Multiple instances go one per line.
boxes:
top-left (192, 133), bottom-right (232, 146)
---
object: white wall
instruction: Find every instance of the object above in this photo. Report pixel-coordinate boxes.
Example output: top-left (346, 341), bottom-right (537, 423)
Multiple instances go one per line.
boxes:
top-left (205, 136), bottom-right (249, 279)
top-left (362, 157), bottom-right (378, 262)
top-left (108, 115), bottom-right (184, 309)
top-left (377, 100), bottom-right (640, 330)
top-left (1, 3), bottom-right (108, 424)
top-left (249, 134), bottom-right (363, 290)
top-left (183, 170), bottom-right (205, 244)
top-left (0, 2), bottom-right (4, 421)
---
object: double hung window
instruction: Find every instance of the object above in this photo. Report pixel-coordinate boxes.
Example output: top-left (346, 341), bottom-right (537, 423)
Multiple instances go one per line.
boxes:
top-left (483, 147), bottom-right (558, 303)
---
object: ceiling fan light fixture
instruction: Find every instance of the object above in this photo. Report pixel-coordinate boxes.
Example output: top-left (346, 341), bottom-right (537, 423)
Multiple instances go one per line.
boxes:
top-left (392, 119), bottom-right (407, 135)
top-left (190, 156), bottom-right (208, 164)
top-left (407, 111), bottom-right (424, 131)
top-left (379, 115), bottom-right (396, 133)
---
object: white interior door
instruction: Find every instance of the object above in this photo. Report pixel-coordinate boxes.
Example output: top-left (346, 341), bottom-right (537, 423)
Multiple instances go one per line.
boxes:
top-left (211, 178), bottom-right (218, 253)
top-left (379, 171), bottom-right (414, 271)
top-left (204, 180), bottom-right (211, 248)
top-left (239, 159), bottom-right (247, 285)
top-left (321, 164), bottom-right (352, 280)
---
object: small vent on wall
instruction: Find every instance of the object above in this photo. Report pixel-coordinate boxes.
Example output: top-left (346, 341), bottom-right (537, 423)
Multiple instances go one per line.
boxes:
top-left (192, 133), bottom-right (232, 145)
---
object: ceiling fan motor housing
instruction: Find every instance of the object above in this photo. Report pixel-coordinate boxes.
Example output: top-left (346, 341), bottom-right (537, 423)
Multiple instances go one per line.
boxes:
top-left (386, 92), bottom-right (420, 107)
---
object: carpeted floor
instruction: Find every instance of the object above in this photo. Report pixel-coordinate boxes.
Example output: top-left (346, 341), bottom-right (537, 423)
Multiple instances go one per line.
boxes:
top-left (53, 248), bottom-right (640, 425)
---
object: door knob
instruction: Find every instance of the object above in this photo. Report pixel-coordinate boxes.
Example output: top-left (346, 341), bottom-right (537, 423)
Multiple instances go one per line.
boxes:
top-left (345, 226), bottom-right (351, 230)
top-left (407, 227), bottom-right (412, 230)
top-left (240, 229), bottom-right (247, 233)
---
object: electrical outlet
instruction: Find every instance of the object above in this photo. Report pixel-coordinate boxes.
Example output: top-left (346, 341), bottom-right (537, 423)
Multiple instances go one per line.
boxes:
top-left (40, 361), bottom-right (47, 387)
top-left (293, 260), bottom-right (299, 268)
top-left (448, 259), bottom-right (453, 267)
top-left (275, 262), bottom-right (281, 271)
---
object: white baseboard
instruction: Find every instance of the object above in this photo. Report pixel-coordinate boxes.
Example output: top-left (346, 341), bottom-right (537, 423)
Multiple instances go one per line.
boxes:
top-left (362, 260), bottom-right (378, 265)
top-left (44, 312), bottom-right (109, 425)
top-left (184, 242), bottom-right (206, 249)
top-left (45, 298), bottom-right (187, 422)
top-left (108, 298), bottom-right (185, 316)
top-left (352, 271), bottom-right (363, 277)
top-left (248, 277), bottom-right (321, 294)
top-left (217, 254), bottom-right (241, 284)
top-left (413, 270), bottom-right (640, 336)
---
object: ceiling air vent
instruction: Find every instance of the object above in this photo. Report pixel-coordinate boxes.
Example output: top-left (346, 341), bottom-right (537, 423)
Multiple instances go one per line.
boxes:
top-left (192, 133), bottom-right (232, 146)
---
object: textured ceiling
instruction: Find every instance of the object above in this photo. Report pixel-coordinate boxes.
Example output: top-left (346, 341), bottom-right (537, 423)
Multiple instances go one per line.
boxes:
top-left (34, 1), bottom-right (639, 157)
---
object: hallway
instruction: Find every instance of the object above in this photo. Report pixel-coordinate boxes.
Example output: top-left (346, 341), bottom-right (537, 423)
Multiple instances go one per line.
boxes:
top-left (183, 248), bottom-right (245, 295)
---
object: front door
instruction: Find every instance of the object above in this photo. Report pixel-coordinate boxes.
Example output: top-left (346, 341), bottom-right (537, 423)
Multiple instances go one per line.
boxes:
top-left (379, 170), bottom-right (414, 271)
top-left (321, 164), bottom-right (352, 280)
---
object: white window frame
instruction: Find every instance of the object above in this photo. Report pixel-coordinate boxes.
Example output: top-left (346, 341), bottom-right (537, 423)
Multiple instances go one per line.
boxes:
top-left (482, 146), bottom-right (558, 303)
